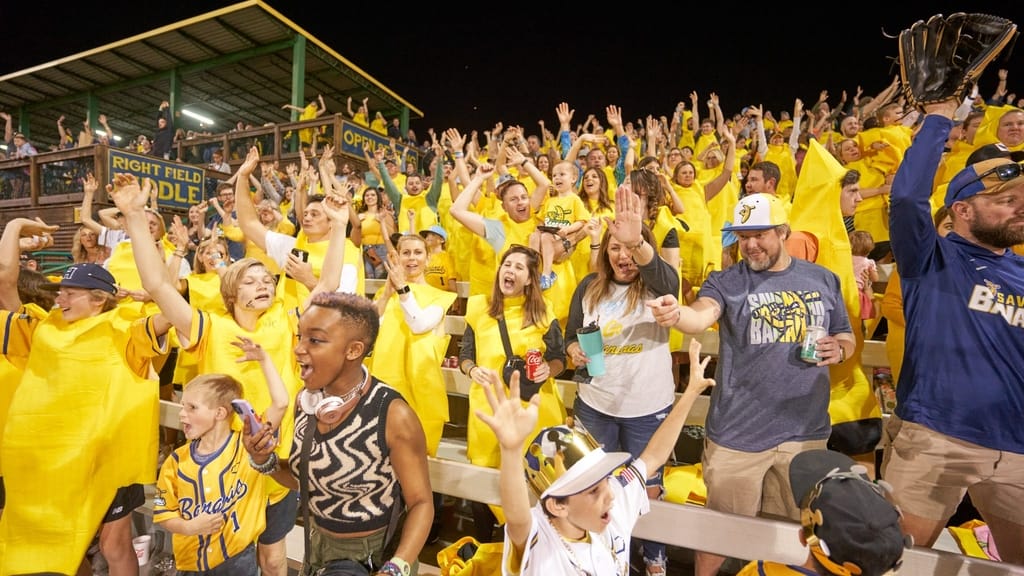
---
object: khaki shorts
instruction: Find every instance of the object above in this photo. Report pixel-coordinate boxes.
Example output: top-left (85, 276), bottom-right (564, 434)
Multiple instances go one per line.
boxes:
top-left (702, 437), bottom-right (828, 522)
top-left (881, 416), bottom-right (1024, 524)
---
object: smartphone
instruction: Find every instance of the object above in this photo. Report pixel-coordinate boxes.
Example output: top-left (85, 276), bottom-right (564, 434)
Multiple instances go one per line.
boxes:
top-left (231, 399), bottom-right (262, 434)
top-left (287, 249), bottom-right (309, 279)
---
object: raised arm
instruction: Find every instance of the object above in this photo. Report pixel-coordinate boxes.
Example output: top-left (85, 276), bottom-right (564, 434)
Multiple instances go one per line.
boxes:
top-left (79, 174), bottom-right (105, 234)
top-left (109, 174), bottom-right (194, 340)
top-left (638, 338), bottom-right (715, 472)
top-left (705, 129), bottom-right (737, 202)
top-left (474, 369), bottom-right (539, 556)
top-left (303, 188), bottom-right (350, 306)
top-left (0, 218), bottom-right (57, 310)
top-left (234, 147), bottom-right (271, 252)
top-left (448, 163), bottom-right (495, 238)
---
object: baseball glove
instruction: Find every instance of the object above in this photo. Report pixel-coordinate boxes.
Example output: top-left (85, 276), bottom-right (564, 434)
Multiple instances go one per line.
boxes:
top-left (899, 13), bottom-right (1018, 107)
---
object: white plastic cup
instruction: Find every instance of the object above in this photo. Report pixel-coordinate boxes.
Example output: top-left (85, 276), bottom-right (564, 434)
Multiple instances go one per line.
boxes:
top-left (132, 534), bottom-right (152, 566)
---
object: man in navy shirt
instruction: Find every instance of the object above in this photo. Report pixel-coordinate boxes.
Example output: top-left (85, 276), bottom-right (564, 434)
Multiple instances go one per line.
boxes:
top-left (884, 97), bottom-right (1024, 564)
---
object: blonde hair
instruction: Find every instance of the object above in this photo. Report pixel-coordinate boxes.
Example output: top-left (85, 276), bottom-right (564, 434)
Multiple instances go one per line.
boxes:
top-left (849, 230), bottom-right (875, 257)
top-left (185, 373), bottom-right (243, 409)
top-left (219, 258), bottom-right (273, 314)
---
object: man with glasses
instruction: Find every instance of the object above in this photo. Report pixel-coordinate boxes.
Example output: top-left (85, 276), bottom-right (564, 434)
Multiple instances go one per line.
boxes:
top-left (883, 97), bottom-right (1024, 564)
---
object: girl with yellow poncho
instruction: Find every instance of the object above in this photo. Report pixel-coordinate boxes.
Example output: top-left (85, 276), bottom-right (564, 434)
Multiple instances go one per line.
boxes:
top-left (460, 245), bottom-right (567, 541)
top-left (0, 220), bottom-right (161, 576)
top-left (369, 234), bottom-right (458, 456)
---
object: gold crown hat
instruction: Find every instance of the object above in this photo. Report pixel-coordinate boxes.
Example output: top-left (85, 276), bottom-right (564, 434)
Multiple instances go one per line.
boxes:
top-left (524, 423), bottom-right (631, 499)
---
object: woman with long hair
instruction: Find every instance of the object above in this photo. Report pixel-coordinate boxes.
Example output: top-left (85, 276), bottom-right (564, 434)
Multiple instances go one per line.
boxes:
top-left (358, 186), bottom-right (390, 279)
top-left (71, 226), bottom-right (110, 265)
top-left (459, 244), bottom-right (567, 541)
top-left (564, 186), bottom-right (681, 575)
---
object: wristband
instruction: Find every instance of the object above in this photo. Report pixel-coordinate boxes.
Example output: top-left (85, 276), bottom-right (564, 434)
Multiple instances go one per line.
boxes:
top-left (838, 346), bottom-right (847, 364)
top-left (380, 558), bottom-right (410, 576)
top-left (248, 452), bottom-right (278, 475)
top-left (454, 151), bottom-right (465, 159)
top-left (590, 243), bottom-right (602, 249)
top-left (396, 285), bottom-right (411, 295)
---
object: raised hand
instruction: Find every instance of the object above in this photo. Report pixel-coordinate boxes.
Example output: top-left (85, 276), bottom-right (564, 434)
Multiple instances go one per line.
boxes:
top-left (231, 336), bottom-right (268, 363)
top-left (107, 173), bottom-right (148, 214)
top-left (169, 216), bottom-right (190, 250)
top-left (686, 338), bottom-right (715, 396)
top-left (606, 184), bottom-right (644, 247)
top-left (475, 368), bottom-right (539, 451)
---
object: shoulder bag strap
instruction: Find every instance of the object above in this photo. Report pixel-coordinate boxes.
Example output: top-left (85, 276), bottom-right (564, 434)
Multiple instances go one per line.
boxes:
top-left (300, 412), bottom-right (317, 574)
top-left (497, 316), bottom-right (514, 357)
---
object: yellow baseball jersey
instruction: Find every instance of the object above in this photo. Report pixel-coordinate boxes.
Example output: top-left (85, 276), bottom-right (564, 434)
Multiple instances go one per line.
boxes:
top-left (424, 250), bottom-right (458, 293)
top-left (170, 304), bottom-right (301, 503)
top-left (154, 431), bottom-right (267, 571)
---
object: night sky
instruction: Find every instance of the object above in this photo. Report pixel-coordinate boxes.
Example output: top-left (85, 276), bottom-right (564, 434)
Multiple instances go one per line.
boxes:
top-left (5, 2), bottom-right (1024, 137)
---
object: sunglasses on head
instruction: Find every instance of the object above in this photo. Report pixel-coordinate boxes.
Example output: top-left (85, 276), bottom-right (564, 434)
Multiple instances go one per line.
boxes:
top-left (952, 161), bottom-right (1024, 201)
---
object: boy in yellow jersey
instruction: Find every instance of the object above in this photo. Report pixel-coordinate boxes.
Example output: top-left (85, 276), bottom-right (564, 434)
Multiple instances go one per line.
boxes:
top-left (155, 338), bottom-right (289, 575)
top-left (737, 450), bottom-right (908, 576)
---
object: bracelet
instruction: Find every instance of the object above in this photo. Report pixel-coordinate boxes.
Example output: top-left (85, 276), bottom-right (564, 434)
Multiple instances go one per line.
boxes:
top-left (248, 452), bottom-right (278, 475)
top-left (838, 346), bottom-right (847, 364)
top-left (462, 360), bottom-right (476, 376)
top-left (173, 250), bottom-right (187, 258)
top-left (520, 158), bottom-right (531, 167)
top-left (380, 558), bottom-right (411, 576)
top-left (454, 151), bottom-right (465, 159)
top-left (626, 239), bottom-right (645, 251)
top-left (589, 243), bottom-right (601, 249)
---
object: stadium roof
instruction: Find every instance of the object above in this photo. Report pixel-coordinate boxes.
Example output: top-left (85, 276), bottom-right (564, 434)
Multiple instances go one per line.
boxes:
top-left (0, 0), bottom-right (423, 150)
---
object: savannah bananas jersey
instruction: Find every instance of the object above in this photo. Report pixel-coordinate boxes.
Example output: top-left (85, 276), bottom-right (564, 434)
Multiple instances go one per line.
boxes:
top-left (154, 431), bottom-right (268, 571)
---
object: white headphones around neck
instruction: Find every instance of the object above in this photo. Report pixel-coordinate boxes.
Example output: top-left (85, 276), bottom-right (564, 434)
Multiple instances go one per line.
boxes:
top-left (298, 366), bottom-right (370, 425)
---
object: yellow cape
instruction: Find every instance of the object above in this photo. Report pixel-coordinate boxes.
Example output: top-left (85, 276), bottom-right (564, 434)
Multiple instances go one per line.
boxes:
top-left (369, 283), bottom-right (457, 456)
top-left (0, 306), bottom-right (159, 574)
top-left (790, 140), bottom-right (881, 425)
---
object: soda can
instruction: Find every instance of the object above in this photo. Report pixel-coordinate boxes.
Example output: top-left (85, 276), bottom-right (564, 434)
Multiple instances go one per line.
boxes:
top-left (525, 348), bottom-right (543, 381)
top-left (799, 325), bottom-right (827, 363)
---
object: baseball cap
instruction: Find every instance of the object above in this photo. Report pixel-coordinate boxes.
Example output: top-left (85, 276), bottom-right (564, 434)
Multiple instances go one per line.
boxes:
top-left (965, 142), bottom-right (1024, 165)
top-left (946, 157), bottom-right (1024, 207)
top-left (524, 425), bottom-right (631, 499)
top-left (419, 225), bottom-right (448, 242)
top-left (722, 193), bottom-right (788, 232)
top-left (790, 450), bottom-right (908, 576)
top-left (41, 263), bottom-right (118, 295)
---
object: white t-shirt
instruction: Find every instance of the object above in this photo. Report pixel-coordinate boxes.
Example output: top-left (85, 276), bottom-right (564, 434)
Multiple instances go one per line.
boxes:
top-left (264, 230), bottom-right (359, 294)
top-left (504, 460), bottom-right (649, 576)
top-left (97, 226), bottom-right (128, 248)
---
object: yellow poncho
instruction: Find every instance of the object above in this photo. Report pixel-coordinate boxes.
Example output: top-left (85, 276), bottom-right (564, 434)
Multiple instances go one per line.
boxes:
top-left (369, 283), bottom-right (457, 455)
top-left (0, 305), bottom-right (159, 574)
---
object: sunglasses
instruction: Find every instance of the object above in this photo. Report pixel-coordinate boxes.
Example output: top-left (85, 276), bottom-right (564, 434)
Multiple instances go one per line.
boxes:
top-left (951, 161), bottom-right (1024, 202)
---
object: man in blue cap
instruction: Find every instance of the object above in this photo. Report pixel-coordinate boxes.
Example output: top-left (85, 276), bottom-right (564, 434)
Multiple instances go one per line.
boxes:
top-left (883, 96), bottom-right (1024, 564)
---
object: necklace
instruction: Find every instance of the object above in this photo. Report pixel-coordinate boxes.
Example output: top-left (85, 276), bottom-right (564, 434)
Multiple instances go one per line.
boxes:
top-left (547, 517), bottom-right (626, 576)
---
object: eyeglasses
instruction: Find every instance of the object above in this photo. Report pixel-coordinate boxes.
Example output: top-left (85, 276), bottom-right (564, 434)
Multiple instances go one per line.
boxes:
top-left (951, 161), bottom-right (1024, 201)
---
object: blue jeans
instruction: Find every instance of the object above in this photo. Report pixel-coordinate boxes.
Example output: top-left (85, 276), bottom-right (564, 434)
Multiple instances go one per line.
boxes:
top-left (573, 398), bottom-right (669, 567)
